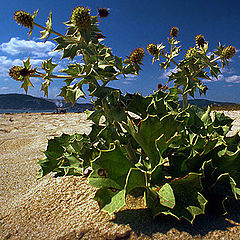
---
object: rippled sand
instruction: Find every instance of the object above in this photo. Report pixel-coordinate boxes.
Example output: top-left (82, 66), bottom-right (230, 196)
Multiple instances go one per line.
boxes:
top-left (0, 111), bottom-right (240, 239)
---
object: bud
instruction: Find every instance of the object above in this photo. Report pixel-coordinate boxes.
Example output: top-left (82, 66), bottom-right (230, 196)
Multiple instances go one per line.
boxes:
top-left (14, 10), bottom-right (33, 28)
top-left (195, 34), bottom-right (205, 47)
top-left (97, 8), bottom-right (110, 18)
top-left (129, 48), bottom-right (145, 64)
top-left (71, 7), bottom-right (91, 31)
top-left (147, 43), bottom-right (158, 55)
top-left (157, 83), bottom-right (163, 90)
top-left (221, 46), bottom-right (236, 59)
top-left (170, 27), bottom-right (179, 38)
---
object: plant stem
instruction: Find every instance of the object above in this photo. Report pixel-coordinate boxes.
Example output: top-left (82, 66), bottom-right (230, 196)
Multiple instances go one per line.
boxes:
top-left (33, 22), bottom-right (75, 41)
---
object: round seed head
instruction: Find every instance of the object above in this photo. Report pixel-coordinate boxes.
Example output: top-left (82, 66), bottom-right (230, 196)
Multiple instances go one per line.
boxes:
top-left (9, 66), bottom-right (25, 81)
top-left (97, 8), bottom-right (110, 18)
top-left (195, 34), bottom-right (205, 47)
top-left (71, 6), bottom-right (91, 31)
top-left (221, 46), bottom-right (236, 59)
top-left (9, 66), bottom-right (35, 81)
top-left (129, 48), bottom-right (145, 64)
top-left (147, 43), bottom-right (158, 55)
top-left (14, 10), bottom-right (33, 28)
top-left (170, 27), bottom-right (179, 38)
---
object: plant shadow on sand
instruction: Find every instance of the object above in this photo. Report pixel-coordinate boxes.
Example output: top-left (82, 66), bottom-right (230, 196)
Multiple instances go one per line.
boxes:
top-left (111, 198), bottom-right (240, 238)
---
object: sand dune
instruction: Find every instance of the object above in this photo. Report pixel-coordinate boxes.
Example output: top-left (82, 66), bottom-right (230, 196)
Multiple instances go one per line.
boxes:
top-left (0, 111), bottom-right (240, 239)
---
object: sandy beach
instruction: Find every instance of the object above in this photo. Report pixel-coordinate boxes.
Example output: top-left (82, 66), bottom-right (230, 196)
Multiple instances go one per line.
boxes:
top-left (0, 111), bottom-right (240, 239)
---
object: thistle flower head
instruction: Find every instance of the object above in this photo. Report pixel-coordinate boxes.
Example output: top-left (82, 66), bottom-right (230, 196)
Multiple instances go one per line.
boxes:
top-left (14, 10), bottom-right (33, 28)
top-left (129, 48), bottom-right (145, 64)
top-left (9, 66), bottom-right (35, 81)
top-left (170, 27), bottom-right (179, 38)
top-left (97, 8), bottom-right (110, 18)
top-left (195, 34), bottom-right (205, 47)
top-left (71, 6), bottom-right (91, 31)
top-left (221, 46), bottom-right (236, 59)
top-left (147, 43), bottom-right (158, 55)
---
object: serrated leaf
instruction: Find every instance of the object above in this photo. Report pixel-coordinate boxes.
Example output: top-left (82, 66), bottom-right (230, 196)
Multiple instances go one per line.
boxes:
top-left (40, 11), bottom-right (52, 42)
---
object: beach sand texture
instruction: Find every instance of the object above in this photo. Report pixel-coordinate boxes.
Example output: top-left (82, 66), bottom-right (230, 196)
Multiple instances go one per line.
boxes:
top-left (0, 111), bottom-right (240, 239)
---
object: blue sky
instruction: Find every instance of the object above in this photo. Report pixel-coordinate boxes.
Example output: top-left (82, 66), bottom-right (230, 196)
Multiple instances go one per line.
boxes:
top-left (0, 0), bottom-right (240, 103)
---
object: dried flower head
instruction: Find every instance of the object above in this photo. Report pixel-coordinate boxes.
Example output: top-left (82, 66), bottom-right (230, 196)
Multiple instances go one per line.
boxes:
top-left (97, 8), bottom-right (110, 18)
top-left (71, 6), bottom-right (91, 31)
top-left (129, 48), bottom-right (145, 64)
top-left (157, 83), bottom-right (163, 90)
top-left (170, 27), bottom-right (179, 38)
top-left (195, 34), bottom-right (205, 47)
top-left (147, 43), bottom-right (158, 55)
top-left (9, 66), bottom-right (35, 81)
top-left (221, 46), bottom-right (236, 59)
top-left (14, 10), bottom-right (33, 28)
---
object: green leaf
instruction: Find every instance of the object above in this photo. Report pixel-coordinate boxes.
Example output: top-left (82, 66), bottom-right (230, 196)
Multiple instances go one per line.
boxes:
top-left (40, 11), bottom-right (52, 42)
top-left (123, 114), bottom-right (180, 168)
top-left (59, 85), bottom-right (85, 105)
top-left (125, 168), bottom-right (147, 194)
top-left (89, 144), bottom-right (132, 189)
top-left (157, 183), bottom-right (175, 209)
top-left (94, 188), bottom-right (126, 214)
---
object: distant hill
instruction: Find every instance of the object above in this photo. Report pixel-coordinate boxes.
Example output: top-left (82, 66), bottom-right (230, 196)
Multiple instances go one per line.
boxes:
top-left (0, 94), bottom-right (56, 110)
top-left (0, 94), bottom-right (93, 112)
top-left (0, 93), bottom-right (237, 111)
top-left (180, 99), bottom-right (236, 108)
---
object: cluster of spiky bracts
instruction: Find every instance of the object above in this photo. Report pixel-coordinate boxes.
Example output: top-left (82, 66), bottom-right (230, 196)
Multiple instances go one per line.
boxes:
top-left (195, 34), bottom-right (205, 47)
top-left (147, 44), bottom-right (158, 56)
top-left (129, 48), bottom-right (145, 64)
top-left (170, 27), bottom-right (179, 38)
top-left (9, 66), bottom-right (35, 81)
top-left (71, 7), bottom-right (92, 31)
top-left (14, 10), bottom-right (33, 28)
top-left (185, 47), bottom-right (198, 59)
top-left (221, 46), bottom-right (236, 59)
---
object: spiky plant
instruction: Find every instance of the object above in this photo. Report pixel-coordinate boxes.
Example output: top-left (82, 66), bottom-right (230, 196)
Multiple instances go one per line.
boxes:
top-left (14, 10), bottom-right (33, 28)
top-left (129, 48), bottom-right (145, 63)
top-left (170, 27), bottom-right (179, 38)
top-left (147, 43), bottom-right (159, 56)
top-left (70, 7), bottom-right (91, 31)
top-left (221, 46), bottom-right (236, 59)
top-left (195, 34), bottom-right (205, 47)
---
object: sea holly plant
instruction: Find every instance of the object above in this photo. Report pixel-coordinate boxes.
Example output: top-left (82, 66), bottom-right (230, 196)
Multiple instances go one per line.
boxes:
top-left (10, 7), bottom-right (240, 223)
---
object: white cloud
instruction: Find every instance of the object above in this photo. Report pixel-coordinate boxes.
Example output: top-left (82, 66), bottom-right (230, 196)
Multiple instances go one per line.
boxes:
top-left (0, 86), bottom-right (9, 90)
top-left (121, 74), bottom-right (138, 85)
top-left (0, 37), bottom-right (56, 58)
top-left (159, 67), bottom-right (177, 79)
top-left (225, 75), bottom-right (240, 83)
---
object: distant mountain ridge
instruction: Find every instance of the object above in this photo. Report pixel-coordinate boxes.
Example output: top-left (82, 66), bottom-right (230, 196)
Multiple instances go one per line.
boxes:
top-left (0, 93), bottom-right (237, 111)
top-left (0, 94), bottom-right (93, 112)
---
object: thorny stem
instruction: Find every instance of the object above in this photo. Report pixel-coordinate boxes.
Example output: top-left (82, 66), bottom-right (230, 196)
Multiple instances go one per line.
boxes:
top-left (31, 74), bottom-right (75, 79)
top-left (33, 22), bottom-right (76, 41)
